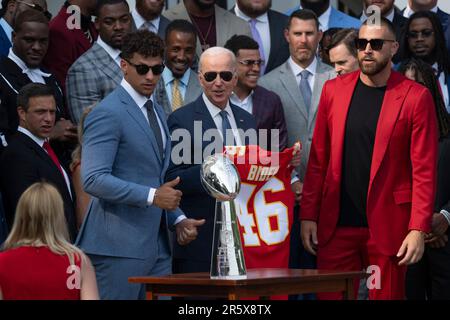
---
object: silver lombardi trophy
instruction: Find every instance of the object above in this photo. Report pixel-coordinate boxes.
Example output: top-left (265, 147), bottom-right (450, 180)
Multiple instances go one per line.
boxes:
top-left (200, 154), bottom-right (247, 279)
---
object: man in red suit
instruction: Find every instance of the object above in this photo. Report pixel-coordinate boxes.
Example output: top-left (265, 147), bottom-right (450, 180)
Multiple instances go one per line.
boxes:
top-left (300, 17), bottom-right (438, 300)
top-left (43, 0), bottom-right (97, 92)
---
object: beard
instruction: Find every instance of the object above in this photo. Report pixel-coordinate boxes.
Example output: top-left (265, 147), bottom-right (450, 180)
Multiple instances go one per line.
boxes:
top-left (239, 0), bottom-right (272, 17)
top-left (359, 55), bottom-right (390, 76)
top-left (193, 0), bottom-right (216, 10)
top-left (301, 0), bottom-right (330, 16)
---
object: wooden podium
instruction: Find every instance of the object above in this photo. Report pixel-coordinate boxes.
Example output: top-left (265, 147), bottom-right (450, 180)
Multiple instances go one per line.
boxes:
top-left (129, 268), bottom-right (365, 300)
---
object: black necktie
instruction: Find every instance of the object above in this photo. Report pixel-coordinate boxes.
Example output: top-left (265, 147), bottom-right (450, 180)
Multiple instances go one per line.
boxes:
top-left (144, 100), bottom-right (164, 158)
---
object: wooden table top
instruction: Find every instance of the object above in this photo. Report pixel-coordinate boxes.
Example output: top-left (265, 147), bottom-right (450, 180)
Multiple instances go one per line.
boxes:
top-left (129, 268), bottom-right (366, 286)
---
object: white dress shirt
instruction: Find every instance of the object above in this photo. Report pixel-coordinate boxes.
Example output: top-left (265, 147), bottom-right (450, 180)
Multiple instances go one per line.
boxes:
top-left (202, 94), bottom-right (243, 146)
top-left (96, 36), bottom-right (121, 65)
top-left (403, 4), bottom-right (438, 18)
top-left (120, 78), bottom-right (167, 206)
top-left (17, 126), bottom-right (72, 198)
top-left (132, 9), bottom-right (160, 33)
top-left (234, 5), bottom-right (271, 65)
top-left (295, 4), bottom-right (331, 31)
top-left (288, 56), bottom-right (318, 95)
top-left (230, 90), bottom-right (254, 114)
top-left (8, 48), bottom-right (51, 84)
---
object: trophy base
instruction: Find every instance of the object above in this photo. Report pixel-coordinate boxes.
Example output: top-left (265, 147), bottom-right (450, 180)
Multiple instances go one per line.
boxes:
top-left (210, 274), bottom-right (247, 280)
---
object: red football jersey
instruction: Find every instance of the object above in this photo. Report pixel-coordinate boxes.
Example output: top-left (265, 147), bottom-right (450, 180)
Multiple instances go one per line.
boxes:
top-left (225, 144), bottom-right (299, 269)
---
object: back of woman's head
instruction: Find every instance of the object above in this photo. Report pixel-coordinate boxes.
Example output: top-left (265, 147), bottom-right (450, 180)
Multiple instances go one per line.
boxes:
top-left (4, 182), bottom-right (69, 247)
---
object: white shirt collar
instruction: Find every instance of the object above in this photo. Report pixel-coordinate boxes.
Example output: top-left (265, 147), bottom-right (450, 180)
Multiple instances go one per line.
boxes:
top-left (8, 48), bottom-right (51, 78)
top-left (404, 3), bottom-right (438, 18)
top-left (202, 93), bottom-right (232, 118)
top-left (288, 56), bottom-right (318, 77)
top-left (162, 67), bottom-right (191, 87)
top-left (230, 90), bottom-right (254, 104)
top-left (132, 8), bottom-right (160, 31)
top-left (318, 5), bottom-right (332, 30)
top-left (18, 126), bottom-right (45, 147)
top-left (96, 36), bottom-right (121, 65)
top-left (120, 78), bottom-right (154, 109)
top-left (0, 18), bottom-right (13, 42)
top-left (361, 7), bottom-right (395, 22)
top-left (234, 4), bottom-right (269, 23)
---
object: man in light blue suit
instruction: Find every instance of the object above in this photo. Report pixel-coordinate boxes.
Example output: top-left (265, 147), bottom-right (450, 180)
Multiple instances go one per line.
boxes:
top-left (76, 30), bottom-right (205, 300)
top-left (285, 0), bottom-right (360, 31)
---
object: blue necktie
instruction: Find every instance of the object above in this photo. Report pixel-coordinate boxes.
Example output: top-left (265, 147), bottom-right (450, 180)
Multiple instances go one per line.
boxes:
top-left (249, 19), bottom-right (266, 75)
top-left (299, 70), bottom-right (312, 116)
top-left (144, 100), bottom-right (164, 158)
top-left (219, 110), bottom-right (234, 146)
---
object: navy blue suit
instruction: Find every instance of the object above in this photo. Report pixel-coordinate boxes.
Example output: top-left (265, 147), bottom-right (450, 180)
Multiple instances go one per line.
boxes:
top-left (166, 95), bottom-right (257, 273)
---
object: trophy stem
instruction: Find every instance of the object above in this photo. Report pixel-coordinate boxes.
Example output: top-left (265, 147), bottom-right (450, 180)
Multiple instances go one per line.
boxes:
top-left (210, 200), bottom-right (247, 279)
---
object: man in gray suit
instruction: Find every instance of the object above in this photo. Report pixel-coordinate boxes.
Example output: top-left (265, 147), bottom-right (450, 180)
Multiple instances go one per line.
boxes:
top-left (76, 30), bottom-right (205, 300)
top-left (154, 19), bottom-right (202, 116)
top-left (259, 9), bottom-right (335, 282)
top-left (132, 0), bottom-right (170, 38)
top-left (163, 0), bottom-right (252, 57)
top-left (66, 0), bottom-right (133, 124)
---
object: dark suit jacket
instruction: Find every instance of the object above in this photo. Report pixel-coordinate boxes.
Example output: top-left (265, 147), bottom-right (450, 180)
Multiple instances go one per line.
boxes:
top-left (252, 85), bottom-right (288, 151)
top-left (166, 95), bottom-right (257, 266)
top-left (0, 24), bottom-right (11, 57)
top-left (0, 57), bottom-right (67, 136)
top-left (0, 132), bottom-right (77, 240)
top-left (43, 5), bottom-right (98, 93)
top-left (436, 135), bottom-right (450, 213)
top-left (0, 56), bottom-right (73, 166)
top-left (392, 9), bottom-right (408, 63)
top-left (401, 7), bottom-right (450, 31)
top-left (230, 7), bottom-right (290, 74)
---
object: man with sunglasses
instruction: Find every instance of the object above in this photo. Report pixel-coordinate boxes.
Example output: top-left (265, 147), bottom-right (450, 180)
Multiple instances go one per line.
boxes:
top-left (166, 46), bottom-right (257, 274)
top-left (66, 0), bottom-right (133, 124)
top-left (76, 30), bottom-right (205, 299)
top-left (0, 0), bottom-right (49, 57)
top-left (224, 34), bottom-right (288, 152)
top-left (401, 11), bottom-right (450, 114)
top-left (301, 17), bottom-right (438, 300)
top-left (402, 0), bottom-right (450, 32)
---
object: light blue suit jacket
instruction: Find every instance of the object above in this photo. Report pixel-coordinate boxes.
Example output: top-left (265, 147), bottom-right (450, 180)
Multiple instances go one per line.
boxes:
top-left (285, 7), bottom-right (361, 30)
top-left (76, 85), bottom-right (183, 260)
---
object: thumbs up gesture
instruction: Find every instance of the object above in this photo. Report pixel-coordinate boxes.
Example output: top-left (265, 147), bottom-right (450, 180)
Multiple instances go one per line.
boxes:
top-left (153, 177), bottom-right (182, 211)
top-left (176, 218), bottom-right (206, 245)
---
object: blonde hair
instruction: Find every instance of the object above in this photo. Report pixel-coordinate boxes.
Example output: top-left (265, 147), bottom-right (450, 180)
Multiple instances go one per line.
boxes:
top-left (2, 182), bottom-right (84, 265)
top-left (70, 104), bottom-right (96, 172)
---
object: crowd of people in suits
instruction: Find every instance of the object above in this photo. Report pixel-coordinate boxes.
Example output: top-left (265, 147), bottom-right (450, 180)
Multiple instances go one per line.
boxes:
top-left (0, 0), bottom-right (449, 300)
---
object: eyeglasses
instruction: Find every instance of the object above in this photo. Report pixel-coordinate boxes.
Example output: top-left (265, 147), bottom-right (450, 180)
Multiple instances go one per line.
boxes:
top-left (16, 0), bottom-right (52, 20)
top-left (124, 59), bottom-right (165, 75)
top-left (355, 38), bottom-right (396, 51)
top-left (238, 59), bottom-right (265, 67)
top-left (407, 30), bottom-right (434, 39)
top-left (201, 71), bottom-right (234, 82)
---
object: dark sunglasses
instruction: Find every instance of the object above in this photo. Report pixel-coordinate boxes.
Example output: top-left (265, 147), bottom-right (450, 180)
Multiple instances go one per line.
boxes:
top-left (407, 29), bottom-right (434, 39)
top-left (124, 59), bottom-right (165, 75)
top-left (238, 59), bottom-right (265, 67)
top-left (16, 0), bottom-right (52, 20)
top-left (355, 38), bottom-right (395, 51)
top-left (202, 71), bottom-right (234, 82)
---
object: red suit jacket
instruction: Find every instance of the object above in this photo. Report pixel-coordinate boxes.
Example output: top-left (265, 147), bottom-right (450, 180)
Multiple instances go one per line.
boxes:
top-left (301, 70), bottom-right (438, 256)
top-left (43, 6), bottom-right (97, 93)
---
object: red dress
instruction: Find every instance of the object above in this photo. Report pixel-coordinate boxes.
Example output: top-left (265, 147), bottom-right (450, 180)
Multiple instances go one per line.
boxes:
top-left (0, 246), bottom-right (81, 300)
